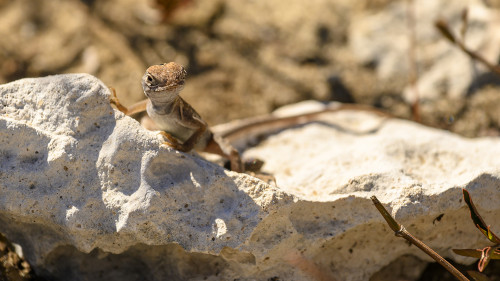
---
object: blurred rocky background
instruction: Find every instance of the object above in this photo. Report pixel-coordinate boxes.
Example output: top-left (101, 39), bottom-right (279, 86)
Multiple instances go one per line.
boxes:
top-left (1, 0), bottom-right (500, 136)
top-left (1, 0), bottom-right (500, 280)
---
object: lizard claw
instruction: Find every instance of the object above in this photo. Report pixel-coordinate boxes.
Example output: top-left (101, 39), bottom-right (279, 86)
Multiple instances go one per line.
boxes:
top-left (109, 87), bottom-right (129, 114)
top-left (109, 87), bottom-right (119, 105)
top-left (162, 141), bottom-right (186, 151)
top-left (158, 131), bottom-right (189, 152)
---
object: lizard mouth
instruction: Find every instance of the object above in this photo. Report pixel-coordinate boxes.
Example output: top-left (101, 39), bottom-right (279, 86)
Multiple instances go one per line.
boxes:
top-left (147, 80), bottom-right (184, 92)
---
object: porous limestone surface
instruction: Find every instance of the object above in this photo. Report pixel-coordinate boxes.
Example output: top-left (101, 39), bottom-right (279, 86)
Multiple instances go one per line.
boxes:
top-left (0, 74), bottom-right (292, 280)
top-left (244, 101), bottom-right (500, 202)
top-left (1, 75), bottom-right (499, 281)
top-left (242, 101), bottom-right (500, 280)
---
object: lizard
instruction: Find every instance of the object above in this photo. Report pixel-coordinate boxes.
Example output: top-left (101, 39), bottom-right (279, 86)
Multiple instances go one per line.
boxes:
top-left (110, 62), bottom-right (394, 175)
top-left (110, 62), bottom-right (244, 172)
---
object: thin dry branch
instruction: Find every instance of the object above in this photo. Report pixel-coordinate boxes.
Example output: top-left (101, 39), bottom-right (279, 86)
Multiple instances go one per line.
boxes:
top-left (435, 19), bottom-right (500, 77)
top-left (406, 0), bottom-right (420, 122)
top-left (371, 196), bottom-right (470, 281)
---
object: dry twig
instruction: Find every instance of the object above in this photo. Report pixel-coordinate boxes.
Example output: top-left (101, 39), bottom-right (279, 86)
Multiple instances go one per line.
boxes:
top-left (371, 196), bottom-right (470, 281)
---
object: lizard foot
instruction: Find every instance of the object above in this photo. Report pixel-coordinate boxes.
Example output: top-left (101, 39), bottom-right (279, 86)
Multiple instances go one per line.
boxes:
top-left (243, 158), bottom-right (276, 185)
top-left (243, 158), bottom-right (265, 172)
top-left (248, 172), bottom-right (277, 186)
top-left (162, 141), bottom-right (188, 151)
top-left (109, 87), bottom-right (129, 115)
top-left (227, 159), bottom-right (276, 185)
top-left (159, 131), bottom-right (190, 152)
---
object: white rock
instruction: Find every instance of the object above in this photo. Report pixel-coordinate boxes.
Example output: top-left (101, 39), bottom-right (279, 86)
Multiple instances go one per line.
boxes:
top-left (0, 74), bottom-right (292, 279)
top-left (243, 101), bottom-right (500, 279)
top-left (1, 76), bottom-right (499, 281)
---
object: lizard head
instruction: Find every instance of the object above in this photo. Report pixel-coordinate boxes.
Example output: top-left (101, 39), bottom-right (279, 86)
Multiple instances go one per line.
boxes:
top-left (142, 62), bottom-right (187, 102)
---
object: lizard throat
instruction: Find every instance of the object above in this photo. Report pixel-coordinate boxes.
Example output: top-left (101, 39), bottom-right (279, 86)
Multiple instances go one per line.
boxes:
top-left (148, 96), bottom-right (180, 115)
top-left (145, 88), bottom-right (181, 103)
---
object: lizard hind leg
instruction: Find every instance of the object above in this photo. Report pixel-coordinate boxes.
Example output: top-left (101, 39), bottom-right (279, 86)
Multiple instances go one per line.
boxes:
top-left (228, 147), bottom-right (244, 173)
top-left (204, 135), bottom-right (244, 172)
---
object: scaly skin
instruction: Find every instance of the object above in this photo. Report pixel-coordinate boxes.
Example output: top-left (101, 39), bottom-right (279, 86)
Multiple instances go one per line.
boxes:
top-left (110, 63), bottom-right (394, 175)
top-left (110, 62), bottom-right (243, 172)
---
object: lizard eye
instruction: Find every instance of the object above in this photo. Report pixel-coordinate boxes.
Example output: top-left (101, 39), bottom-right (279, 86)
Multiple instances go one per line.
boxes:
top-left (146, 75), bottom-right (154, 83)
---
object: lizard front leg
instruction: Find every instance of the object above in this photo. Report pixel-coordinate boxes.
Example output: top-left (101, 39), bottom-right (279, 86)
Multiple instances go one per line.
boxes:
top-left (159, 122), bottom-right (207, 153)
top-left (158, 131), bottom-right (186, 151)
top-left (109, 87), bottom-right (149, 116)
top-left (109, 87), bottom-right (130, 115)
top-left (159, 102), bottom-right (210, 153)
